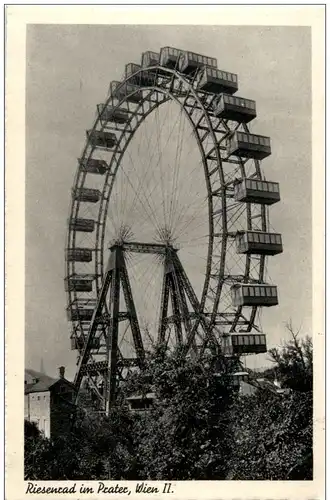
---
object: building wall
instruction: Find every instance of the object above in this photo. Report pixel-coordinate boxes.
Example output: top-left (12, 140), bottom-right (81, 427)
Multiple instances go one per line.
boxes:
top-left (25, 391), bottom-right (51, 438)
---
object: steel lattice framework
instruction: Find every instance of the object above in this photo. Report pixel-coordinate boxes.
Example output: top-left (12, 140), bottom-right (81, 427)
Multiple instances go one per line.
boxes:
top-left (65, 49), bottom-right (282, 413)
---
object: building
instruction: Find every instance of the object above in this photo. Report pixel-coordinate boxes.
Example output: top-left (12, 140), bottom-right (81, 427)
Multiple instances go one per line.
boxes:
top-left (24, 366), bottom-right (76, 439)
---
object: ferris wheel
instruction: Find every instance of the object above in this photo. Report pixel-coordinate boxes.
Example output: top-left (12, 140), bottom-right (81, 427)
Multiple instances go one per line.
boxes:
top-left (65, 47), bottom-right (283, 413)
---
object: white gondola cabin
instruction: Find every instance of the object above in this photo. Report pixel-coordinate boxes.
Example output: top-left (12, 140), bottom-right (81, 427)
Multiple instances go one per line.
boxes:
top-left (70, 335), bottom-right (100, 351)
top-left (236, 231), bottom-right (283, 256)
top-left (231, 284), bottom-right (278, 307)
top-left (213, 94), bottom-right (256, 123)
top-left (73, 187), bottom-right (101, 203)
top-left (69, 218), bottom-right (95, 233)
top-left (231, 334), bottom-right (267, 354)
top-left (160, 47), bottom-right (185, 69)
top-left (125, 63), bottom-right (154, 86)
top-left (231, 371), bottom-right (250, 387)
top-left (234, 178), bottom-right (280, 205)
top-left (141, 51), bottom-right (160, 68)
top-left (79, 158), bottom-right (108, 175)
top-left (66, 248), bottom-right (93, 263)
top-left (87, 130), bottom-right (117, 150)
top-left (197, 67), bottom-right (238, 94)
top-left (227, 131), bottom-right (271, 160)
top-left (97, 105), bottom-right (129, 124)
top-left (65, 276), bottom-right (94, 293)
top-left (178, 51), bottom-right (217, 74)
top-left (110, 81), bottom-right (143, 103)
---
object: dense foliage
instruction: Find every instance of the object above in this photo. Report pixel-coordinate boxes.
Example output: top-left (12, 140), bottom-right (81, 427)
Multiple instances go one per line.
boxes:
top-left (25, 330), bottom-right (313, 481)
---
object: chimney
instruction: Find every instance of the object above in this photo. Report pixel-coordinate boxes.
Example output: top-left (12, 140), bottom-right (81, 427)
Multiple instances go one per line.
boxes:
top-left (58, 366), bottom-right (65, 379)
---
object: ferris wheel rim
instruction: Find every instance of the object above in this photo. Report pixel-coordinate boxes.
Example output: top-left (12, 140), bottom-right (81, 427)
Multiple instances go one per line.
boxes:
top-left (66, 61), bottom-right (267, 352)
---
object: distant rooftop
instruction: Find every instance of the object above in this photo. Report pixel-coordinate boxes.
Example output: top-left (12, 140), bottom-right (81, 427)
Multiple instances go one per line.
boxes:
top-left (24, 368), bottom-right (75, 394)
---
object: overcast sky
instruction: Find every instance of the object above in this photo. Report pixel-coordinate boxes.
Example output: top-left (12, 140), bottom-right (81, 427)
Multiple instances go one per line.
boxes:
top-left (25, 24), bottom-right (311, 379)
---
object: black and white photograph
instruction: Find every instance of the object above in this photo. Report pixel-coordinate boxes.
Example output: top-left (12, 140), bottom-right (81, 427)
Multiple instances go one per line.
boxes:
top-left (5, 5), bottom-right (325, 497)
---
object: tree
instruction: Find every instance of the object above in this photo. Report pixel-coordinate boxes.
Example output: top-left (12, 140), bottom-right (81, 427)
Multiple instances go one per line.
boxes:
top-left (121, 345), bottom-right (240, 480)
top-left (226, 325), bottom-right (313, 480)
top-left (268, 321), bottom-right (313, 392)
top-left (24, 421), bottom-right (53, 480)
top-left (226, 390), bottom-right (312, 480)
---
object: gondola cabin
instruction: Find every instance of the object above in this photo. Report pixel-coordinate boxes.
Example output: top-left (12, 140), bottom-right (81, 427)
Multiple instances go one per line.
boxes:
top-left (65, 276), bottom-right (94, 293)
top-left (67, 306), bottom-right (94, 322)
top-left (213, 94), bottom-right (256, 123)
top-left (79, 158), bottom-right (108, 175)
top-left (97, 105), bottom-right (129, 124)
top-left (231, 371), bottom-right (250, 387)
top-left (234, 178), bottom-right (280, 205)
top-left (109, 81), bottom-right (143, 103)
top-left (178, 51), bottom-right (217, 74)
top-left (197, 67), bottom-right (238, 94)
top-left (87, 130), bottom-right (117, 150)
top-left (126, 393), bottom-right (156, 412)
top-left (73, 187), bottom-right (101, 204)
top-left (160, 47), bottom-right (185, 69)
top-left (66, 248), bottom-right (93, 263)
top-left (125, 63), bottom-right (154, 86)
top-left (141, 51), bottom-right (160, 68)
top-left (69, 218), bottom-right (95, 233)
top-left (231, 334), bottom-right (267, 354)
top-left (70, 335), bottom-right (100, 351)
top-left (231, 284), bottom-right (278, 307)
top-left (227, 131), bottom-right (271, 160)
top-left (236, 231), bottom-right (283, 256)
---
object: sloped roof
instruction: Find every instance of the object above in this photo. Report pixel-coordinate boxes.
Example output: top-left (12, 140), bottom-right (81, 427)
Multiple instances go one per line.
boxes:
top-left (24, 369), bottom-right (75, 394)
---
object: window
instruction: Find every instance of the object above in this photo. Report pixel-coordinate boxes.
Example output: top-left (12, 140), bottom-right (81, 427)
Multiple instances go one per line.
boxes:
top-left (243, 336), bottom-right (250, 345)
top-left (270, 234), bottom-right (276, 244)
top-left (271, 287), bottom-right (277, 297)
top-left (265, 287), bottom-right (272, 297)
top-left (260, 287), bottom-right (266, 297)
top-left (255, 287), bottom-right (260, 297)
top-left (248, 286), bottom-right (255, 296)
top-left (238, 336), bottom-right (244, 346)
top-left (242, 286), bottom-right (248, 296)
top-left (274, 183), bottom-right (279, 193)
top-left (254, 335), bottom-right (260, 344)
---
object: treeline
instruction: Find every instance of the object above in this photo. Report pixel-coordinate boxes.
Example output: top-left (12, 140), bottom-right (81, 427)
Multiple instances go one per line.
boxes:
top-left (25, 328), bottom-right (313, 480)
